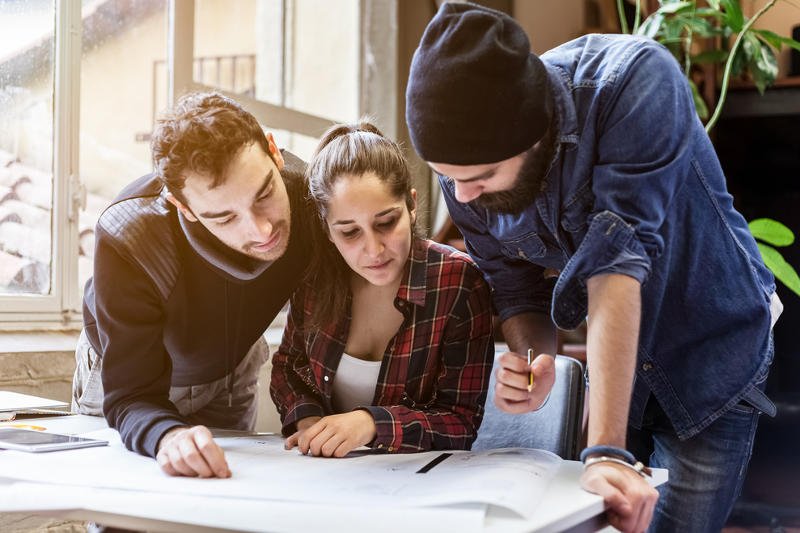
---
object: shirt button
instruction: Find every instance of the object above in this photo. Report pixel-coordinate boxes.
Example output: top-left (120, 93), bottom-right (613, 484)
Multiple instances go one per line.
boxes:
top-left (323, 375), bottom-right (329, 382)
top-left (388, 446), bottom-right (395, 452)
top-left (517, 249), bottom-right (527, 259)
top-left (377, 444), bottom-right (384, 449)
top-left (642, 362), bottom-right (653, 371)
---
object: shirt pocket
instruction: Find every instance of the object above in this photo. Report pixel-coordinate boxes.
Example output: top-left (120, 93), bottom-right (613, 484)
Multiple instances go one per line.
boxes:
top-left (500, 232), bottom-right (546, 261)
top-left (560, 182), bottom-right (594, 233)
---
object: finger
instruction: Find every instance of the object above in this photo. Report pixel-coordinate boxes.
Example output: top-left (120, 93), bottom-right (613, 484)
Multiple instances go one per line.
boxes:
top-left (606, 509), bottom-right (629, 533)
top-left (497, 352), bottom-right (530, 373)
top-left (625, 498), bottom-right (645, 533)
top-left (631, 488), bottom-right (652, 533)
top-left (644, 489), bottom-right (659, 531)
top-left (166, 444), bottom-right (197, 477)
top-left (581, 471), bottom-right (633, 518)
top-left (285, 432), bottom-right (299, 450)
top-left (495, 382), bottom-right (531, 402)
top-left (333, 438), bottom-right (356, 458)
top-left (308, 426), bottom-right (336, 456)
top-left (298, 420), bottom-right (326, 455)
top-left (494, 395), bottom-right (538, 414)
top-left (178, 436), bottom-right (215, 478)
top-left (531, 353), bottom-right (556, 378)
top-left (634, 485), bottom-right (659, 533)
top-left (613, 471), bottom-right (657, 533)
top-left (320, 432), bottom-right (346, 458)
top-left (495, 366), bottom-right (531, 392)
top-left (156, 450), bottom-right (179, 476)
top-left (193, 428), bottom-right (230, 478)
top-left (630, 502), bottom-right (647, 533)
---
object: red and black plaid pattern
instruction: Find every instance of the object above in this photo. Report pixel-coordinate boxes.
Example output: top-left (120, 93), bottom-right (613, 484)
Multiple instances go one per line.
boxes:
top-left (270, 238), bottom-right (494, 452)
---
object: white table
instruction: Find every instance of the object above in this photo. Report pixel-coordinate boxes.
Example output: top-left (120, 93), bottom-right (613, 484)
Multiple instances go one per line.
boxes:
top-left (0, 415), bottom-right (665, 532)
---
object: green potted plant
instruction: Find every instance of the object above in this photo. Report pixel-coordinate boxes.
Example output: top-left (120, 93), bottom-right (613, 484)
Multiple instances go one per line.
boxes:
top-left (618, 0), bottom-right (800, 296)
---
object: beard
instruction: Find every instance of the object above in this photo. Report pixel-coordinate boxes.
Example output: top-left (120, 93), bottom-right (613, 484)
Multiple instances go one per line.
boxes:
top-left (473, 126), bottom-right (557, 215)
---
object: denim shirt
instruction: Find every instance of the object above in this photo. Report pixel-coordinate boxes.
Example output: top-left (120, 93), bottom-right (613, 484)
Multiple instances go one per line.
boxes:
top-left (439, 34), bottom-right (776, 440)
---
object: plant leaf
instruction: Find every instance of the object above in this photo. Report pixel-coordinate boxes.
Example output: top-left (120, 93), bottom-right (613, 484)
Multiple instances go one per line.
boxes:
top-left (637, 13), bottom-right (664, 39)
top-left (749, 218), bottom-right (795, 247)
top-left (706, 0), bottom-right (721, 10)
top-left (720, 0), bottom-right (744, 33)
top-left (656, 1), bottom-right (695, 15)
top-left (689, 79), bottom-right (709, 119)
top-left (696, 7), bottom-right (723, 17)
top-left (744, 33), bottom-right (778, 94)
top-left (691, 49), bottom-right (729, 64)
top-left (730, 41), bottom-right (746, 78)
top-left (679, 15), bottom-right (717, 37)
top-left (754, 29), bottom-right (800, 53)
top-left (757, 243), bottom-right (800, 297)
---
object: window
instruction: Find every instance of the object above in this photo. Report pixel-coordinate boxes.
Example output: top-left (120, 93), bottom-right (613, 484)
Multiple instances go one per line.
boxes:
top-left (0, 0), bottom-right (397, 330)
top-left (189, 0), bottom-right (360, 160)
top-left (0, 1), bottom-right (80, 328)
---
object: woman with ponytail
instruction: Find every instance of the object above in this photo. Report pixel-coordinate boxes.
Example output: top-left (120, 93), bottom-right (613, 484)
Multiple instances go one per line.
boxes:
top-left (270, 121), bottom-right (494, 456)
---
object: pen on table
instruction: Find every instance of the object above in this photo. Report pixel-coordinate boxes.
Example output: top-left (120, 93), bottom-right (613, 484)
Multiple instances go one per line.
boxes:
top-left (416, 452), bottom-right (452, 474)
top-left (527, 348), bottom-right (534, 392)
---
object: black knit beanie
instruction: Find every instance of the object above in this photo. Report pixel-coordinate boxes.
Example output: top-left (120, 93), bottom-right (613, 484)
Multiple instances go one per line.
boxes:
top-left (406, 2), bottom-right (550, 165)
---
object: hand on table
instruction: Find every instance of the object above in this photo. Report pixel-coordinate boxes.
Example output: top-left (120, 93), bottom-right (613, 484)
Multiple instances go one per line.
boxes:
top-left (285, 411), bottom-right (377, 457)
top-left (156, 425), bottom-right (230, 478)
top-left (282, 415), bottom-right (321, 450)
top-left (580, 460), bottom-right (659, 533)
top-left (494, 351), bottom-right (556, 413)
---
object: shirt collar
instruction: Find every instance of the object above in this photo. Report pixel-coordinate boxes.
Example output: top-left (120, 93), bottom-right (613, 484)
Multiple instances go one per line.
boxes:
top-left (544, 63), bottom-right (579, 146)
top-left (395, 237), bottom-right (428, 308)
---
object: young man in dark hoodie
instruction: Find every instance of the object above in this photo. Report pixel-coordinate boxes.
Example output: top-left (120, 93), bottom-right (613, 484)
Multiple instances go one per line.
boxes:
top-left (72, 91), bottom-right (310, 478)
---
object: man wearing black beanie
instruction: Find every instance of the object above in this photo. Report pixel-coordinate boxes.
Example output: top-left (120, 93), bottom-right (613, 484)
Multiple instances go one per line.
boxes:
top-left (406, 3), bottom-right (781, 532)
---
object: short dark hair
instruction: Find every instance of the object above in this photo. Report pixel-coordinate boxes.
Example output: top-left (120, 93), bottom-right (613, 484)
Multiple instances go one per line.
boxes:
top-left (304, 120), bottom-right (418, 328)
top-left (150, 92), bottom-right (272, 202)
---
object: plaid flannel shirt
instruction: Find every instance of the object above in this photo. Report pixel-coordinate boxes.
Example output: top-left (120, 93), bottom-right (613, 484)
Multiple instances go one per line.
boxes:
top-left (270, 238), bottom-right (494, 452)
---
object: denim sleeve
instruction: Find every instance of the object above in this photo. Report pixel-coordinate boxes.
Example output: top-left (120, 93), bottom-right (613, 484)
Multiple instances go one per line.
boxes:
top-left (553, 42), bottom-right (696, 329)
top-left (439, 176), bottom-right (555, 321)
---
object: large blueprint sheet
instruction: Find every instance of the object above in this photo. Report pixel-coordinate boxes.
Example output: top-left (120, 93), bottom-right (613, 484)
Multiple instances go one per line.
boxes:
top-left (0, 428), bottom-right (561, 519)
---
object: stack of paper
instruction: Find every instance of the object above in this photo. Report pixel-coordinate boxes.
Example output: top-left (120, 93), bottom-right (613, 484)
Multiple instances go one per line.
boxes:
top-left (0, 391), bottom-right (69, 421)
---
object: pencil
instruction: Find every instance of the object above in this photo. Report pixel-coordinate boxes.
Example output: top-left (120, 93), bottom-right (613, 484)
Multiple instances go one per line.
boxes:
top-left (527, 348), bottom-right (534, 392)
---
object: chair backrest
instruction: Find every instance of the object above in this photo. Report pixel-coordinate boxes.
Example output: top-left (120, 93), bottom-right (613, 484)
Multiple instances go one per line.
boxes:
top-left (472, 354), bottom-right (585, 460)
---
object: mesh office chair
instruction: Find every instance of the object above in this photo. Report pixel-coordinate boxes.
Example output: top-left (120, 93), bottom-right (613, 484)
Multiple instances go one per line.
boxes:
top-left (472, 354), bottom-right (585, 460)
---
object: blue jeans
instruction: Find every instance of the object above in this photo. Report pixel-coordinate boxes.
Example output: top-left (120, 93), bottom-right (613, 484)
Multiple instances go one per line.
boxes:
top-left (628, 387), bottom-right (769, 532)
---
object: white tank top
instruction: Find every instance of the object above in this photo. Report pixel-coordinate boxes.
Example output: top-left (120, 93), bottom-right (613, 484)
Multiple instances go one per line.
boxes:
top-left (332, 353), bottom-right (382, 413)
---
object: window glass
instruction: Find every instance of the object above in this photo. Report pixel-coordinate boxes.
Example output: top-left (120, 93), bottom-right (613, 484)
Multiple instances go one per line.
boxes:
top-left (288, 0), bottom-right (359, 123)
top-left (79, 0), bottom-right (167, 291)
top-left (194, 0), bottom-right (359, 147)
top-left (269, 129), bottom-right (322, 164)
top-left (0, 0), bottom-right (55, 295)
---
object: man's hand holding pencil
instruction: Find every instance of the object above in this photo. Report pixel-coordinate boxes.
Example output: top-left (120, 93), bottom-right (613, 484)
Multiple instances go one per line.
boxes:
top-left (493, 349), bottom-right (556, 414)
